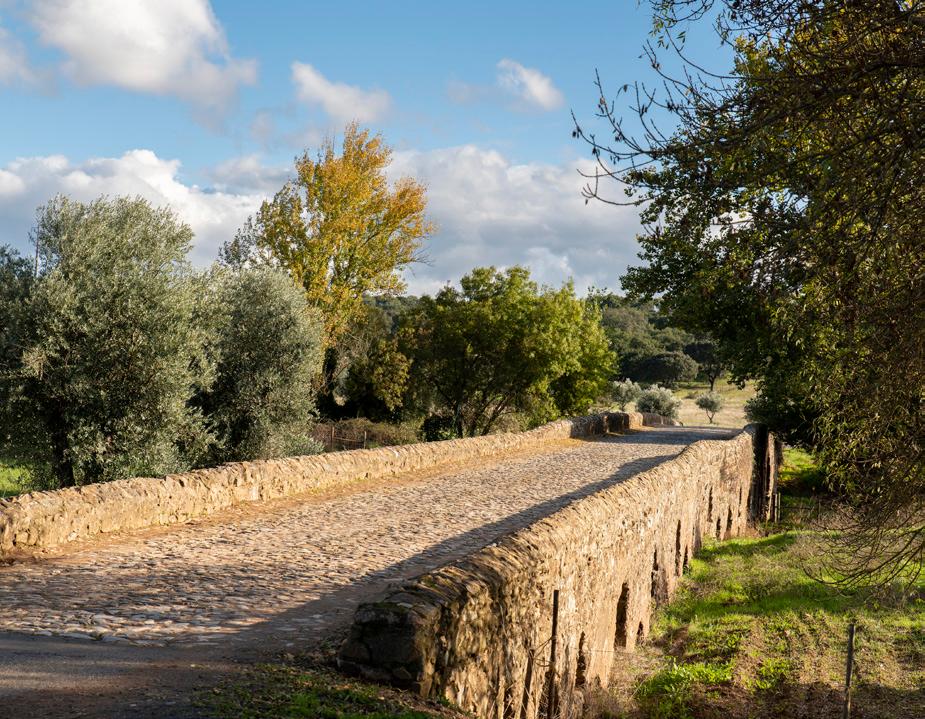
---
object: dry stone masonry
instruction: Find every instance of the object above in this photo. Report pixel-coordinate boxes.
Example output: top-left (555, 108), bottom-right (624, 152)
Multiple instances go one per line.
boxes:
top-left (0, 415), bottom-right (701, 650)
top-left (338, 424), bottom-right (779, 719)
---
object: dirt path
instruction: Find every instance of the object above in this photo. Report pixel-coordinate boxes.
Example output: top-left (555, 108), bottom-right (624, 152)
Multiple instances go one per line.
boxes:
top-left (0, 426), bottom-right (734, 718)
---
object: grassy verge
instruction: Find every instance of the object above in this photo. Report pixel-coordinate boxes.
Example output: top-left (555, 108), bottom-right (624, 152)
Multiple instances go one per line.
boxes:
top-left (599, 531), bottom-right (924, 718)
top-left (204, 664), bottom-right (468, 719)
top-left (779, 447), bottom-right (828, 496)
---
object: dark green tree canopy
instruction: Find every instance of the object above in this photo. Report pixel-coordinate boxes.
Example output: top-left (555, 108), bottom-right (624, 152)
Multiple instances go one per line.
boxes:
top-left (623, 351), bottom-right (698, 389)
top-left (576, 0), bottom-right (925, 584)
top-left (400, 267), bottom-right (614, 437)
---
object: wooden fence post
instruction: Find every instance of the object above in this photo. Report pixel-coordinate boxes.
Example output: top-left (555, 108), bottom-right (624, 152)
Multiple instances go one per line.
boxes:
top-left (843, 622), bottom-right (856, 719)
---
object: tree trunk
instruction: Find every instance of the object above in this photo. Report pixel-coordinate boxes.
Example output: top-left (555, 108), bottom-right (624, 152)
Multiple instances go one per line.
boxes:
top-left (47, 412), bottom-right (75, 488)
top-left (316, 346), bottom-right (342, 418)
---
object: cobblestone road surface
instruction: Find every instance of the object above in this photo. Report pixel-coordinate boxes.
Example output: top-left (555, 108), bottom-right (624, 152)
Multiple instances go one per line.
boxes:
top-left (0, 427), bottom-right (733, 652)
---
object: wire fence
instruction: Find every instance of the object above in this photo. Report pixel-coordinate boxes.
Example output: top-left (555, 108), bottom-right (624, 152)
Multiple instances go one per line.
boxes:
top-left (315, 425), bottom-right (368, 452)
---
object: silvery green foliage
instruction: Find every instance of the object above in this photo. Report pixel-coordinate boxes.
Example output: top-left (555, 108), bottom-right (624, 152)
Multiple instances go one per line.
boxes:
top-left (611, 378), bottom-right (642, 411)
top-left (196, 267), bottom-right (324, 462)
top-left (635, 385), bottom-right (682, 420)
top-left (2, 196), bottom-right (211, 487)
top-left (695, 391), bottom-right (725, 424)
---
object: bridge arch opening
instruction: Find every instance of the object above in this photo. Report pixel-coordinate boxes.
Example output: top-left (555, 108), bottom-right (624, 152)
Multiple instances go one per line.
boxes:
top-left (575, 632), bottom-right (587, 687)
top-left (651, 549), bottom-right (667, 606)
top-left (614, 582), bottom-right (630, 648)
top-left (675, 520), bottom-right (683, 575)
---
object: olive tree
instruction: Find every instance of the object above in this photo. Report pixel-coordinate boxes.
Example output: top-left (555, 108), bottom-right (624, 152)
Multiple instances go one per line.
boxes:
top-left (0, 196), bottom-right (209, 487)
top-left (695, 391), bottom-right (724, 424)
top-left (611, 379), bottom-right (641, 411)
top-left (194, 268), bottom-right (325, 463)
top-left (636, 386), bottom-right (681, 420)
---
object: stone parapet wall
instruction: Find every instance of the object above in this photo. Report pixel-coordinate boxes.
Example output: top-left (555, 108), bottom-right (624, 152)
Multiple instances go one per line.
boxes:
top-left (339, 425), bottom-right (779, 719)
top-left (0, 411), bottom-right (652, 558)
top-left (640, 411), bottom-right (681, 426)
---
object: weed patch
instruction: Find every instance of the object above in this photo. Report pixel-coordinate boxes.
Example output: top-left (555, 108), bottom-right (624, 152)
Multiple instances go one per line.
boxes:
top-left (637, 660), bottom-right (732, 719)
top-left (603, 531), bottom-right (925, 719)
top-left (0, 460), bottom-right (30, 498)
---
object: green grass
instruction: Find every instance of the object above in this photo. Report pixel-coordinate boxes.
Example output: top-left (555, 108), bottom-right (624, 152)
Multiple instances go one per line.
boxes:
top-left (779, 448), bottom-right (828, 496)
top-left (614, 532), bottom-right (925, 719)
top-left (776, 448), bottom-right (832, 528)
top-left (636, 660), bottom-right (733, 719)
top-left (0, 460), bottom-right (30, 498)
top-left (205, 665), bottom-right (467, 719)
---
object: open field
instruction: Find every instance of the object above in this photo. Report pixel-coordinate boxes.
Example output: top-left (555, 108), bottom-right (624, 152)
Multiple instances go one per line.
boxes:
top-left (673, 379), bottom-right (755, 428)
top-left (626, 379), bottom-right (756, 429)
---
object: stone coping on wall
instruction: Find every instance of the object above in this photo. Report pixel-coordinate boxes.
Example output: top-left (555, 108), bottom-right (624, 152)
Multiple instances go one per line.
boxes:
top-left (0, 411), bottom-right (676, 558)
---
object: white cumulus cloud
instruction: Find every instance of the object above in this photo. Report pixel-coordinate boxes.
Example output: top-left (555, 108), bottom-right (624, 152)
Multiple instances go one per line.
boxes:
top-left (0, 146), bottom-right (643, 294)
top-left (0, 150), bottom-right (263, 264)
top-left (291, 62), bottom-right (391, 123)
top-left (28, 0), bottom-right (256, 113)
top-left (496, 59), bottom-right (564, 111)
top-left (207, 154), bottom-right (290, 194)
top-left (388, 145), bottom-right (642, 294)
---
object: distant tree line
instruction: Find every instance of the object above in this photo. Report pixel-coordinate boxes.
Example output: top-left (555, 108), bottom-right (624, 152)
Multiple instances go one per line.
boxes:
top-left (587, 289), bottom-right (725, 390)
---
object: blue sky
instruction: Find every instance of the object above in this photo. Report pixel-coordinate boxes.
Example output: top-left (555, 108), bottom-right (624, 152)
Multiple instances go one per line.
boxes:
top-left (0, 0), bottom-right (728, 293)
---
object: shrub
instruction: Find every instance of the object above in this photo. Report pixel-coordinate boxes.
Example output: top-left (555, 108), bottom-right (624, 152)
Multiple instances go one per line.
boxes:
top-left (312, 418), bottom-right (419, 450)
top-left (695, 391), bottom-right (725, 424)
top-left (421, 414), bottom-right (458, 442)
top-left (611, 378), bottom-right (642, 411)
top-left (636, 385), bottom-right (682, 419)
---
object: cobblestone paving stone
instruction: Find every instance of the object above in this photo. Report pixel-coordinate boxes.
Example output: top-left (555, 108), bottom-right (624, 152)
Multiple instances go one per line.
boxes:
top-left (0, 427), bottom-right (732, 650)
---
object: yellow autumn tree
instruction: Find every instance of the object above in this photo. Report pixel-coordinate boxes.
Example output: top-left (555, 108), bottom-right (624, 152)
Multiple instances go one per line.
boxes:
top-left (249, 124), bottom-right (432, 341)
top-left (228, 124), bottom-right (433, 403)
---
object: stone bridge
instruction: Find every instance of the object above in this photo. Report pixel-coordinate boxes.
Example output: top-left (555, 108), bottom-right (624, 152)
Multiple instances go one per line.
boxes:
top-left (0, 414), bottom-right (777, 718)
